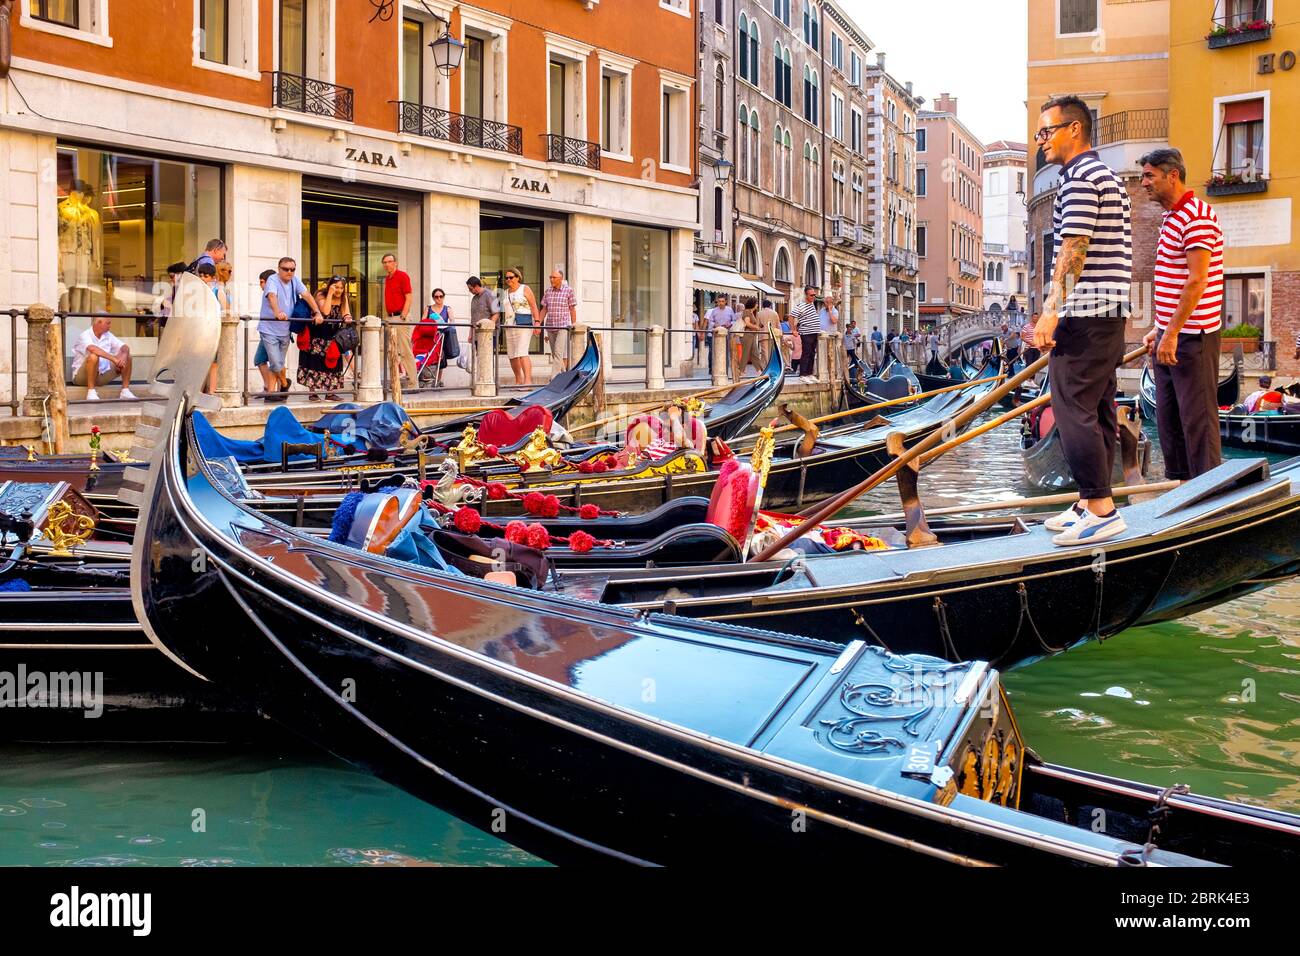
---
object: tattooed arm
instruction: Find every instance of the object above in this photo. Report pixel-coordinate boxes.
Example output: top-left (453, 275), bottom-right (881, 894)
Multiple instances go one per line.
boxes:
top-left (1035, 235), bottom-right (1090, 351)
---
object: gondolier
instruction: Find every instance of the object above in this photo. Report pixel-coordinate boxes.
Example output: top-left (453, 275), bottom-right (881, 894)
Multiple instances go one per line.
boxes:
top-left (1140, 147), bottom-right (1224, 482)
top-left (792, 286), bottom-right (821, 378)
top-left (1033, 95), bottom-right (1133, 546)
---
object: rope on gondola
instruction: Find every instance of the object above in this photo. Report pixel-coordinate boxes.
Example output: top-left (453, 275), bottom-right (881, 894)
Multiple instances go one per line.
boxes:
top-left (1120, 783), bottom-right (1192, 865)
top-left (1091, 564), bottom-right (1107, 642)
top-left (932, 597), bottom-right (960, 661)
top-left (850, 607), bottom-right (893, 654)
top-left (1015, 583), bottom-right (1071, 656)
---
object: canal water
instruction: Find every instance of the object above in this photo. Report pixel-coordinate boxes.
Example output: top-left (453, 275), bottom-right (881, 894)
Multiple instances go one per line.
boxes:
top-left (1, 412), bottom-right (1296, 865)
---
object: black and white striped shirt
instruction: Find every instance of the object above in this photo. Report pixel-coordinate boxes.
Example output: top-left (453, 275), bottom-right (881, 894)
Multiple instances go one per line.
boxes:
top-left (1052, 150), bottom-right (1132, 318)
top-left (792, 302), bottom-right (821, 335)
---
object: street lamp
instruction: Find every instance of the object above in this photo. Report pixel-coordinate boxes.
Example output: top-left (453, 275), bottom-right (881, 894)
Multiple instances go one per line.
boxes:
top-left (714, 158), bottom-right (733, 183)
top-left (429, 30), bottom-right (465, 75)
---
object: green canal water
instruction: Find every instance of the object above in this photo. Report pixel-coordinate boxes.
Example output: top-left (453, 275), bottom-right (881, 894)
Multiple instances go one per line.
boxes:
top-left (1, 412), bottom-right (1296, 865)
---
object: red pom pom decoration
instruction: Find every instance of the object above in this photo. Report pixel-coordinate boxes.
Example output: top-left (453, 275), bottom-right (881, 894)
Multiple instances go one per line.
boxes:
top-left (523, 491), bottom-right (546, 515)
top-left (592, 462), bottom-right (607, 473)
top-left (483, 444), bottom-right (499, 458)
top-left (568, 530), bottom-right (595, 553)
top-left (541, 494), bottom-right (561, 518)
top-left (504, 520), bottom-right (528, 543)
top-left (578, 504), bottom-right (600, 520)
top-left (577, 460), bottom-right (594, 474)
top-left (525, 523), bottom-right (551, 550)
top-left (487, 482), bottom-right (509, 501)
top-left (453, 508), bottom-right (482, 534)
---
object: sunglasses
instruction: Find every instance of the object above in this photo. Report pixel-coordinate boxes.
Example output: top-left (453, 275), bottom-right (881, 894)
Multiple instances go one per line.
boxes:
top-left (1034, 121), bottom-right (1073, 143)
top-left (505, 274), bottom-right (518, 280)
top-left (433, 293), bottom-right (445, 299)
top-left (280, 266), bottom-right (296, 272)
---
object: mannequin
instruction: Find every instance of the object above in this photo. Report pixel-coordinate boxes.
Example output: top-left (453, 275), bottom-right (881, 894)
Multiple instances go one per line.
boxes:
top-left (58, 180), bottom-right (102, 314)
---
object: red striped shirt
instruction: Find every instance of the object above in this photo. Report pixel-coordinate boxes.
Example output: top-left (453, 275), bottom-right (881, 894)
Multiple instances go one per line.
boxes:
top-left (1153, 191), bottom-right (1224, 333)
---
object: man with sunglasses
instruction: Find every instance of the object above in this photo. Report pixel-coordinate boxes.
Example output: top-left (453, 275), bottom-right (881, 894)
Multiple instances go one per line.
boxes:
top-left (1033, 95), bottom-right (1133, 547)
top-left (261, 256), bottom-right (321, 399)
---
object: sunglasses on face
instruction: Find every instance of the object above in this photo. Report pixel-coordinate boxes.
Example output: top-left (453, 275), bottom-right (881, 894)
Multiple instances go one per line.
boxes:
top-left (433, 293), bottom-right (444, 299)
top-left (280, 266), bottom-right (296, 272)
top-left (1034, 121), bottom-right (1072, 143)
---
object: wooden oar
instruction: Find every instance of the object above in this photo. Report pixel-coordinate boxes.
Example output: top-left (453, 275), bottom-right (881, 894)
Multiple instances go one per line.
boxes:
top-left (766, 374), bottom-right (1008, 436)
top-left (916, 392), bottom-right (1051, 466)
top-left (753, 345), bottom-right (1148, 561)
top-left (567, 376), bottom-right (765, 436)
top-left (860, 480), bottom-right (1181, 526)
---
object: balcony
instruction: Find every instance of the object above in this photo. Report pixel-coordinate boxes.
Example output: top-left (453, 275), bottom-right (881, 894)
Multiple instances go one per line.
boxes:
top-left (1207, 15), bottom-right (1272, 49)
top-left (886, 246), bottom-right (918, 274)
top-left (272, 72), bottom-right (353, 123)
top-left (543, 133), bottom-right (601, 171)
top-left (984, 242), bottom-right (1008, 255)
top-left (959, 259), bottom-right (980, 279)
top-left (1010, 250), bottom-right (1028, 265)
top-left (1207, 167), bottom-right (1269, 197)
top-left (1093, 109), bottom-right (1168, 147)
top-left (396, 101), bottom-right (522, 155)
top-left (829, 217), bottom-right (871, 249)
top-left (694, 238), bottom-right (730, 259)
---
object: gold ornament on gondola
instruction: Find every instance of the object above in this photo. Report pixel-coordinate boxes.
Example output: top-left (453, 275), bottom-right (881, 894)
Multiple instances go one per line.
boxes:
top-left (750, 426), bottom-right (776, 485)
top-left (43, 500), bottom-right (95, 557)
top-left (513, 427), bottom-right (564, 472)
top-left (995, 741), bottom-right (1019, 808)
top-left (981, 735), bottom-right (1000, 800)
top-left (24, 444), bottom-right (37, 462)
top-left (959, 747), bottom-right (980, 798)
top-left (452, 424), bottom-right (486, 472)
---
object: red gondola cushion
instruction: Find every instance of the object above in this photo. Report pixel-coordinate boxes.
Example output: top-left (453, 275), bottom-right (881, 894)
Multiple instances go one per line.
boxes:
top-left (706, 457), bottom-right (759, 544)
top-left (478, 404), bottom-right (554, 447)
top-left (1038, 407), bottom-right (1055, 438)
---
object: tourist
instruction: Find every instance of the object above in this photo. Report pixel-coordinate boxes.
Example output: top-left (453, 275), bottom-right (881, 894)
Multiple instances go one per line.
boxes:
top-left (293, 275), bottom-right (351, 402)
top-left (843, 319), bottom-right (861, 368)
top-left (465, 275), bottom-right (501, 378)
top-left (1242, 375), bottom-right (1280, 414)
top-left (1139, 148), bottom-right (1224, 482)
top-left (503, 266), bottom-right (540, 386)
top-left (780, 312), bottom-right (801, 373)
top-left (198, 262), bottom-right (229, 394)
top-left (72, 316), bottom-right (136, 401)
top-left (884, 328), bottom-right (899, 366)
top-left (158, 261), bottom-right (188, 324)
top-left (691, 301), bottom-right (704, 364)
top-left (1001, 322), bottom-right (1021, 365)
top-left (261, 256), bottom-right (321, 399)
top-left (734, 297), bottom-right (762, 377)
top-left (191, 238), bottom-right (226, 273)
top-left (1033, 94), bottom-right (1133, 545)
top-left (869, 325), bottom-right (884, 367)
top-left (252, 269), bottom-right (276, 401)
top-left (756, 298), bottom-right (782, 370)
top-left (539, 269), bottom-right (577, 372)
top-left (1022, 312), bottom-right (1041, 364)
top-left (793, 285), bottom-right (821, 378)
top-left (415, 289), bottom-right (452, 387)
top-left (705, 293), bottom-right (736, 372)
top-left (926, 327), bottom-right (940, 365)
top-left (819, 294), bottom-right (839, 334)
top-left (381, 253), bottom-right (418, 386)
top-left (898, 327), bottom-right (912, 365)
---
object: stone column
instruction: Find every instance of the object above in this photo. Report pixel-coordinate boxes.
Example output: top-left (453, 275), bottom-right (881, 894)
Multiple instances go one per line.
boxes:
top-left (21, 304), bottom-right (62, 425)
top-left (711, 326), bottom-right (728, 386)
top-left (472, 319), bottom-right (497, 398)
top-left (216, 314), bottom-right (241, 408)
top-left (645, 325), bottom-right (665, 390)
top-left (357, 315), bottom-right (383, 403)
top-left (816, 333), bottom-right (834, 384)
top-left (568, 323), bottom-right (589, 369)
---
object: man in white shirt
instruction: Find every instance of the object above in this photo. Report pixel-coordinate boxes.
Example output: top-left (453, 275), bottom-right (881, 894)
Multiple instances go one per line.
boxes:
top-left (72, 317), bottom-right (136, 400)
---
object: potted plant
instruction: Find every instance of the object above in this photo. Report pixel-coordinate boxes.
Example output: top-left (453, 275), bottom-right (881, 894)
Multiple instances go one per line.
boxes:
top-left (1206, 18), bottom-right (1273, 48)
top-left (1221, 323), bottom-right (1263, 354)
top-left (1206, 171), bottom-right (1269, 196)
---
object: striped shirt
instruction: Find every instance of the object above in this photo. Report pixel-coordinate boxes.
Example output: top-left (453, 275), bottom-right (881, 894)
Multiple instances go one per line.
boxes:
top-left (1052, 150), bottom-right (1132, 318)
top-left (539, 283), bottom-right (577, 328)
top-left (792, 301), bottom-right (821, 334)
top-left (1153, 192), bottom-right (1224, 334)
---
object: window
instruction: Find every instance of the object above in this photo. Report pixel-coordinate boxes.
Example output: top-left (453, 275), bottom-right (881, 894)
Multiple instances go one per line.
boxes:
top-left (30, 0), bottom-right (77, 28)
top-left (803, 67), bottom-right (819, 125)
top-left (1017, 171), bottom-right (1025, 194)
top-left (715, 0), bottom-right (723, 23)
top-left (460, 12), bottom-right (509, 126)
top-left (279, 0), bottom-right (306, 75)
top-left (401, 18), bottom-right (423, 104)
top-left (1225, 0), bottom-right (1267, 28)
top-left (805, 144), bottom-right (819, 210)
top-left (916, 127), bottom-right (927, 152)
top-left (773, 124), bottom-right (784, 197)
top-left (773, 0), bottom-right (790, 27)
top-left (199, 0), bottom-right (227, 63)
top-left (191, 0), bottom-right (257, 74)
top-left (55, 142), bottom-right (222, 332)
top-left (599, 56), bottom-right (633, 156)
top-left (714, 63), bottom-right (725, 132)
top-left (611, 223), bottom-right (669, 366)
top-left (738, 13), bottom-right (749, 82)
top-left (918, 282), bottom-right (927, 303)
top-left (802, 2), bottom-right (818, 49)
top-left (1222, 273), bottom-right (1267, 333)
top-left (738, 105), bottom-right (750, 182)
top-left (1219, 97), bottom-right (1266, 178)
top-left (1058, 0), bottom-right (1099, 36)
top-left (747, 19), bottom-right (760, 85)
top-left (547, 39), bottom-right (591, 141)
top-left (832, 159), bottom-right (845, 217)
top-left (748, 110), bottom-right (760, 183)
top-left (831, 32), bottom-right (842, 71)
top-left (775, 246), bottom-right (792, 283)
top-left (850, 108), bottom-right (863, 154)
top-left (714, 186), bottom-right (724, 234)
top-left (849, 50), bottom-right (861, 87)
top-left (916, 167), bottom-right (927, 196)
top-left (464, 35), bottom-right (485, 118)
top-left (804, 254), bottom-right (819, 290)
top-left (774, 42), bottom-right (787, 105)
top-left (781, 47), bottom-right (792, 107)
top-left (660, 80), bottom-right (690, 171)
top-left (851, 170), bottom-right (863, 222)
top-left (740, 238), bottom-right (760, 275)
top-left (658, 0), bottom-right (690, 15)
top-left (917, 225), bottom-right (927, 257)
top-left (831, 92), bottom-right (844, 141)
top-left (549, 60), bottom-right (567, 136)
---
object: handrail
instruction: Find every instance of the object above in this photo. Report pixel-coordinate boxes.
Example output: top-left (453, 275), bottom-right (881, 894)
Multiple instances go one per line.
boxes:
top-left (273, 71), bottom-right (354, 123)
top-left (395, 100), bottom-right (523, 155)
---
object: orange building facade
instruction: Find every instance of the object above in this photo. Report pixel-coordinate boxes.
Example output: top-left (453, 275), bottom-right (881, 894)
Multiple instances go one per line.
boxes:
top-left (1, 0), bottom-right (700, 398)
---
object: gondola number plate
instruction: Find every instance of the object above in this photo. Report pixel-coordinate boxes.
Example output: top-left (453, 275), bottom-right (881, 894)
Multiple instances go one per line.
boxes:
top-left (901, 741), bottom-right (938, 779)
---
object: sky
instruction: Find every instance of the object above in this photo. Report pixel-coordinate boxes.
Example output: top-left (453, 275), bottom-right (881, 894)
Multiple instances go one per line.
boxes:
top-left (839, 0), bottom-right (1029, 147)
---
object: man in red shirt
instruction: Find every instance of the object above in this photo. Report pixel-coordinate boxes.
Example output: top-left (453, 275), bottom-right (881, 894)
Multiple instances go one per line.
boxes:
top-left (382, 253), bottom-right (418, 385)
top-left (1140, 147), bottom-right (1224, 480)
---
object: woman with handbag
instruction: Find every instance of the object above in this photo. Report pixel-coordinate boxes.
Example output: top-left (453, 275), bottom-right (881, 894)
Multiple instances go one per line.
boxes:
top-left (503, 266), bottom-right (540, 386)
top-left (415, 288), bottom-right (454, 387)
top-left (298, 275), bottom-right (352, 401)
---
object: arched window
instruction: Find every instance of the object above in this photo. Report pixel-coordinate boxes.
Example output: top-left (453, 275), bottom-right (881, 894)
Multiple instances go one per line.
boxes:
top-left (804, 253), bottom-right (819, 290)
top-left (781, 47), bottom-right (792, 107)
top-left (774, 0), bottom-right (790, 27)
top-left (740, 238), bottom-right (760, 275)
top-left (738, 105), bottom-right (749, 182)
top-left (773, 124), bottom-right (784, 197)
top-left (714, 186), bottom-right (724, 234)
top-left (985, 262), bottom-right (994, 281)
top-left (775, 246), bottom-right (792, 283)
top-left (714, 63), bottom-right (725, 132)
top-left (809, 69), bottom-right (819, 125)
top-left (802, 2), bottom-right (811, 44)
top-left (774, 42), bottom-right (784, 103)
top-left (803, 141), bottom-right (812, 206)
top-left (749, 110), bottom-right (760, 184)
top-left (783, 129), bottom-right (792, 199)
top-left (996, 263), bottom-right (1004, 282)
top-left (738, 14), bottom-right (749, 80)
top-left (810, 146), bottom-right (820, 211)
top-left (747, 20), bottom-right (760, 86)
top-left (832, 159), bottom-right (845, 217)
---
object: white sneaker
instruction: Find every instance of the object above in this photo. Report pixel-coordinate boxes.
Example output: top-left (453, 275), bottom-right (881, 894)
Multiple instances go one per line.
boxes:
top-left (1052, 509), bottom-right (1127, 547)
top-left (85, 388), bottom-right (100, 401)
top-left (1044, 502), bottom-right (1086, 532)
top-left (119, 388), bottom-right (138, 400)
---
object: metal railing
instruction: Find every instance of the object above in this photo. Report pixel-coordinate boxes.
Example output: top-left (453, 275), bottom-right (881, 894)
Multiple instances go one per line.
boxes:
top-left (1093, 109), bottom-right (1168, 147)
top-left (396, 101), bottom-right (523, 155)
top-left (272, 72), bottom-right (354, 122)
top-left (543, 133), bottom-right (601, 170)
top-left (693, 239), bottom-right (730, 258)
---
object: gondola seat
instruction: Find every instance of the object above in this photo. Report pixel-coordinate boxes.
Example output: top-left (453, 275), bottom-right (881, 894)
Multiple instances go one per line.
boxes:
top-left (863, 376), bottom-right (912, 402)
top-left (478, 405), bottom-right (554, 448)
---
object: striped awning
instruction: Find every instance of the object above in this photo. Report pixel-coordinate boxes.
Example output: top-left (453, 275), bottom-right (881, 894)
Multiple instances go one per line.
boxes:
top-left (692, 263), bottom-right (760, 298)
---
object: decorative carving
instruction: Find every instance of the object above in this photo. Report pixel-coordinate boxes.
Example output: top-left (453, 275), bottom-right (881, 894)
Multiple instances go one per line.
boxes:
top-left (513, 428), bottom-right (566, 472)
top-left (452, 425), bottom-right (486, 472)
top-left (43, 500), bottom-right (95, 557)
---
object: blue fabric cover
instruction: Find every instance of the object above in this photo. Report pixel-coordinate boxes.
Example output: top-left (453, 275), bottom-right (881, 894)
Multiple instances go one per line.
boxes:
top-left (0, 579), bottom-right (31, 592)
top-left (193, 406), bottom-right (325, 464)
top-left (329, 490), bottom-right (462, 575)
top-left (309, 402), bottom-right (417, 451)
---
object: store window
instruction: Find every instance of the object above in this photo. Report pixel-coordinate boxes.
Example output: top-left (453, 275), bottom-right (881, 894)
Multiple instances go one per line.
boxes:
top-left (610, 223), bottom-right (669, 367)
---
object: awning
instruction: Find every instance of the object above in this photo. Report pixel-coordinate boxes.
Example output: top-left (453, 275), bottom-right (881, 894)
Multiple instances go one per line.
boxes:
top-left (750, 279), bottom-right (784, 297)
top-left (692, 262), bottom-right (759, 298)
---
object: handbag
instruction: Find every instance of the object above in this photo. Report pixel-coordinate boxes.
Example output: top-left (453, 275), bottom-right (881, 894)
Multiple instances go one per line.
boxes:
top-left (514, 313), bottom-right (534, 328)
top-left (335, 323), bottom-right (359, 354)
top-left (441, 321), bottom-right (461, 360)
top-left (288, 295), bottom-right (313, 335)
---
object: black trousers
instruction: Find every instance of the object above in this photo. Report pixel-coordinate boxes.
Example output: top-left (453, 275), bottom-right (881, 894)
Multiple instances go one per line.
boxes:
top-left (1153, 329), bottom-right (1223, 480)
top-left (1047, 316), bottom-right (1127, 500)
top-left (798, 332), bottom-right (819, 376)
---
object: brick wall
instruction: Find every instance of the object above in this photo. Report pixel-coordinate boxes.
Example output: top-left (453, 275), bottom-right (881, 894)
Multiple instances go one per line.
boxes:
top-left (1126, 176), bottom-right (1164, 340)
top-left (1272, 271), bottom-right (1300, 378)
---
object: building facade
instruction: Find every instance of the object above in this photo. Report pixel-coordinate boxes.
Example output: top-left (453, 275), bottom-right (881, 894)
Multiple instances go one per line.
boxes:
top-left (819, 0), bottom-right (874, 326)
top-left (982, 140), bottom-right (1028, 312)
top-left (917, 94), bottom-right (984, 321)
top-left (1168, 1), bottom-right (1299, 377)
top-left (695, 0), bottom-right (738, 273)
top-left (1, 0), bottom-right (699, 405)
top-left (1026, 0), bottom-right (1169, 337)
top-left (863, 52), bottom-right (921, 334)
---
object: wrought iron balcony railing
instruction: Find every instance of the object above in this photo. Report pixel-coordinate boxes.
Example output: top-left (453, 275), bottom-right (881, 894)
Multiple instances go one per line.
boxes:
top-left (396, 101), bottom-right (522, 155)
top-left (273, 72), bottom-right (354, 123)
top-left (1093, 109), bottom-right (1168, 147)
top-left (543, 133), bottom-right (602, 171)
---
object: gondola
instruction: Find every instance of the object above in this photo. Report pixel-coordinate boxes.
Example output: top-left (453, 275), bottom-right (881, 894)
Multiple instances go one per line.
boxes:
top-left (1021, 376), bottom-right (1152, 492)
top-left (842, 357), bottom-right (922, 415)
top-left (1139, 364), bottom-right (1300, 455)
top-left (126, 275), bottom-right (1300, 865)
top-left (1137, 362), bottom-right (1241, 425)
